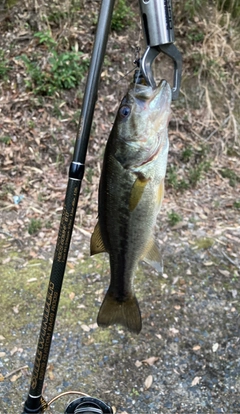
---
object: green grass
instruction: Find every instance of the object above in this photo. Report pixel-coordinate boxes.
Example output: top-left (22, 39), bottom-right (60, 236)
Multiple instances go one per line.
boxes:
top-left (167, 145), bottom-right (212, 192)
top-left (28, 218), bottom-right (42, 235)
top-left (17, 31), bottom-right (89, 96)
top-left (168, 210), bottom-right (182, 226)
top-left (220, 168), bottom-right (239, 187)
top-left (233, 201), bottom-right (240, 209)
top-left (0, 49), bottom-right (10, 80)
top-left (111, 0), bottom-right (134, 31)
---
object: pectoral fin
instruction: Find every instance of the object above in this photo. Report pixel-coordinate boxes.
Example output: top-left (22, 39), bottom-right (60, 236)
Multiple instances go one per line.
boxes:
top-left (129, 175), bottom-right (150, 212)
top-left (90, 221), bottom-right (107, 255)
top-left (143, 238), bottom-right (163, 273)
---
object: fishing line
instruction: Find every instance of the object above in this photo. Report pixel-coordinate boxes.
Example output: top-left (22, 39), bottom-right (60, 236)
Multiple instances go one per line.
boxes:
top-left (114, 45), bottom-right (143, 87)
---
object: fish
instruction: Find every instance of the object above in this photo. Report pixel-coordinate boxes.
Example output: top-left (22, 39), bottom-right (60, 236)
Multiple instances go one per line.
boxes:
top-left (90, 79), bottom-right (172, 334)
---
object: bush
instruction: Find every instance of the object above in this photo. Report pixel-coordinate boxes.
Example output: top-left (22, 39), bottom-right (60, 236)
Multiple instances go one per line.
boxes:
top-left (18, 31), bottom-right (89, 95)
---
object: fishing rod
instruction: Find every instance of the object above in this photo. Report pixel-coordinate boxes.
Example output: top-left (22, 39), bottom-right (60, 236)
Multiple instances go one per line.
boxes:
top-left (21, 1), bottom-right (181, 413)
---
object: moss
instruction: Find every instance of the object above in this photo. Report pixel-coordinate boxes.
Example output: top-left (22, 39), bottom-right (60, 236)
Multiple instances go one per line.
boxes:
top-left (193, 237), bottom-right (215, 250)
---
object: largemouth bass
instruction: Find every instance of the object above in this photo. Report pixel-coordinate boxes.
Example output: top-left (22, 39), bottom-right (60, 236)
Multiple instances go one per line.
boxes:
top-left (90, 79), bottom-right (172, 334)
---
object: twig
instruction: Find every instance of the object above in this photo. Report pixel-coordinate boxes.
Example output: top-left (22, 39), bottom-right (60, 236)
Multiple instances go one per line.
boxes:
top-left (4, 365), bottom-right (29, 379)
top-left (222, 250), bottom-right (240, 270)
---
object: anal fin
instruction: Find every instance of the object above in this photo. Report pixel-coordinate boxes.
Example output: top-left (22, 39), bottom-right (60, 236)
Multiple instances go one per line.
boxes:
top-left (142, 238), bottom-right (163, 273)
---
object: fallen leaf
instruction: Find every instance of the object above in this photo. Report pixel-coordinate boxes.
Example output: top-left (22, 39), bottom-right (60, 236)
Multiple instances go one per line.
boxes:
top-left (191, 376), bottom-right (201, 386)
top-left (142, 356), bottom-right (159, 366)
top-left (230, 289), bottom-right (237, 298)
top-left (204, 261), bottom-right (213, 266)
top-left (144, 375), bottom-right (153, 390)
top-left (88, 323), bottom-right (98, 330)
top-left (48, 370), bottom-right (54, 380)
top-left (0, 373), bottom-right (4, 381)
top-left (135, 360), bottom-right (142, 368)
top-left (27, 278), bottom-right (38, 283)
top-left (212, 343), bottom-right (219, 352)
top-left (69, 292), bottom-right (75, 301)
top-left (13, 305), bottom-right (19, 314)
top-left (169, 327), bottom-right (179, 335)
top-left (10, 347), bottom-right (18, 356)
top-left (81, 324), bottom-right (90, 332)
top-left (10, 372), bottom-right (22, 382)
top-left (2, 257), bottom-right (11, 264)
top-left (218, 269), bottom-right (230, 277)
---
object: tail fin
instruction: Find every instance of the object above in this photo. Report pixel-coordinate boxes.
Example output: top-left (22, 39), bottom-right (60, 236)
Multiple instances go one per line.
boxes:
top-left (97, 291), bottom-right (142, 334)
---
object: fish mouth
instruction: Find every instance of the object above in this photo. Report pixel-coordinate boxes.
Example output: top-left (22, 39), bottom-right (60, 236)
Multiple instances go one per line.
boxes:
top-left (130, 79), bottom-right (171, 102)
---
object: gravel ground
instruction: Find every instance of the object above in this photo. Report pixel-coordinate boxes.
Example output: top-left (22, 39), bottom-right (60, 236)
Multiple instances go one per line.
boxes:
top-left (0, 237), bottom-right (239, 414)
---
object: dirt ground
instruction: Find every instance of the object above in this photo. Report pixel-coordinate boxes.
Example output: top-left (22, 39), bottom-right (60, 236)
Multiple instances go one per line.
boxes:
top-left (0, 1), bottom-right (240, 413)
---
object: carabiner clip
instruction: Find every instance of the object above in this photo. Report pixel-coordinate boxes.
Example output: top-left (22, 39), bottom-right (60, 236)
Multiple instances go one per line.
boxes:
top-left (138, 0), bottom-right (182, 100)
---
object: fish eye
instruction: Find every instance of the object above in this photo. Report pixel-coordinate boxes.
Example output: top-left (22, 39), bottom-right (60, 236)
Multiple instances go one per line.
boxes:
top-left (119, 105), bottom-right (131, 119)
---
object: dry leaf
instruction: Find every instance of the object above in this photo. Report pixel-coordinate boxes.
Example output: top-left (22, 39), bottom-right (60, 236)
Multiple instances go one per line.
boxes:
top-left (48, 370), bottom-right (54, 380)
top-left (13, 305), bottom-right (19, 314)
top-left (0, 373), bottom-right (4, 382)
top-left (88, 323), bottom-right (98, 330)
top-left (10, 372), bottom-right (22, 382)
top-left (2, 257), bottom-right (11, 264)
top-left (218, 269), bottom-right (230, 277)
top-left (142, 357), bottom-right (159, 366)
top-left (69, 292), bottom-right (75, 301)
top-left (10, 347), bottom-right (18, 356)
top-left (231, 289), bottom-right (237, 298)
top-left (144, 375), bottom-right (153, 390)
top-left (212, 343), bottom-right (219, 352)
top-left (81, 324), bottom-right (90, 332)
top-left (169, 327), bottom-right (179, 335)
top-left (191, 376), bottom-right (201, 386)
top-left (135, 360), bottom-right (142, 368)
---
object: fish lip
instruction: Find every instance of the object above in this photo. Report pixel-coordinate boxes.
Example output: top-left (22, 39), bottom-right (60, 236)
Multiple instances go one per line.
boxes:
top-left (129, 79), bottom-right (171, 101)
